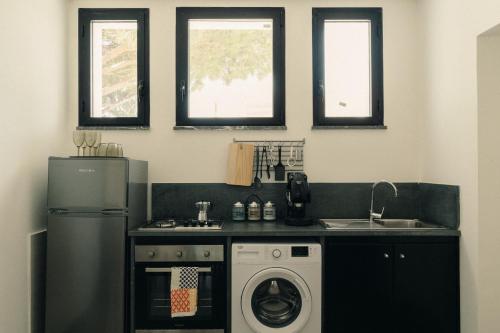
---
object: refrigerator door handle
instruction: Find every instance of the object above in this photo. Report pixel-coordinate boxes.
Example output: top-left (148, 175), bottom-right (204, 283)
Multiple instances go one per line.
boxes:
top-left (48, 208), bottom-right (69, 215)
top-left (145, 267), bottom-right (212, 273)
top-left (101, 208), bottom-right (128, 213)
top-left (48, 209), bottom-right (127, 216)
top-left (100, 209), bottom-right (128, 216)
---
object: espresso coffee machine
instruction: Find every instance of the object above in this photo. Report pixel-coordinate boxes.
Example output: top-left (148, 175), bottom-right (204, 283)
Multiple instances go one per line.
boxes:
top-left (285, 172), bottom-right (313, 226)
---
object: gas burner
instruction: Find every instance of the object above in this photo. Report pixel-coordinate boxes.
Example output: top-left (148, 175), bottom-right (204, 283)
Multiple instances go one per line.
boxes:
top-left (186, 219), bottom-right (221, 227)
top-left (139, 218), bottom-right (224, 231)
top-left (155, 219), bottom-right (177, 229)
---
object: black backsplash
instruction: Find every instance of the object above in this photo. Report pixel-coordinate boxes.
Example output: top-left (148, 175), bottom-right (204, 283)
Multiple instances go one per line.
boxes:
top-left (152, 182), bottom-right (460, 229)
top-left (418, 183), bottom-right (460, 229)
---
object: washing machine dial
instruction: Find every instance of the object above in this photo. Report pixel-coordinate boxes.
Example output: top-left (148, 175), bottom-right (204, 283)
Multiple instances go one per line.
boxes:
top-left (272, 249), bottom-right (282, 258)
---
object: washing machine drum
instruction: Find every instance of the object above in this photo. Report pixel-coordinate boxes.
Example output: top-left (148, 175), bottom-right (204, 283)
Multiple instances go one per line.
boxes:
top-left (241, 268), bottom-right (312, 333)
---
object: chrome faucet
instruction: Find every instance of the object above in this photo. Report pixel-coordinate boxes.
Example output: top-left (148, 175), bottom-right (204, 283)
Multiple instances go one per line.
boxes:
top-left (369, 180), bottom-right (398, 223)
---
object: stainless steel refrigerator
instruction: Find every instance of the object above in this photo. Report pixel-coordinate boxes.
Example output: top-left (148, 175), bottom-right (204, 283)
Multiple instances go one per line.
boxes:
top-left (45, 157), bottom-right (147, 333)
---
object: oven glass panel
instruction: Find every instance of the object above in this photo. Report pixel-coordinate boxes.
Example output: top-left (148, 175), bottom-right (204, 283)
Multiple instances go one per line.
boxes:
top-left (147, 272), bottom-right (213, 320)
top-left (135, 263), bottom-right (225, 330)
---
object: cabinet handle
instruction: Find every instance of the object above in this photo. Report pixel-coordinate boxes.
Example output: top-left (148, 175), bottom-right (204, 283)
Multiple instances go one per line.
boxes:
top-left (400, 253), bottom-right (406, 259)
top-left (384, 253), bottom-right (390, 259)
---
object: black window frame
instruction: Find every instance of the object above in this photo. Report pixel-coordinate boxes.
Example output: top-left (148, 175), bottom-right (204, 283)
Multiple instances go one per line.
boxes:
top-left (78, 8), bottom-right (150, 128)
top-left (176, 7), bottom-right (286, 127)
top-left (312, 8), bottom-right (384, 127)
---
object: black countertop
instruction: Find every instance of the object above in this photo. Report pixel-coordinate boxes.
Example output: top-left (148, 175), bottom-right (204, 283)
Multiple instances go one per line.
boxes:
top-left (129, 220), bottom-right (460, 237)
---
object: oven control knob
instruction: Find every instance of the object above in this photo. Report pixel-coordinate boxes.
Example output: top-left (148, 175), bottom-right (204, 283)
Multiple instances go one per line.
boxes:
top-left (203, 250), bottom-right (210, 258)
top-left (272, 249), bottom-right (282, 258)
top-left (176, 250), bottom-right (183, 258)
top-left (147, 250), bottom-right (156, 258)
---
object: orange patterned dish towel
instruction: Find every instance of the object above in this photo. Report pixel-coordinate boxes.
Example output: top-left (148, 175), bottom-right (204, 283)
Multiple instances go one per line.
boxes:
top-left (170, 267), bottom-right (198, 317)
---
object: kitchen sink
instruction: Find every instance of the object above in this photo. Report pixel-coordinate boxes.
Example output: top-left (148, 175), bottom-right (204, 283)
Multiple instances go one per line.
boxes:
top-left (374, 219), bottom-right (444, 229)
top-left (320, 219), bottom-right (381, 229)
top-left (320, 219), bottom-right (445, 230)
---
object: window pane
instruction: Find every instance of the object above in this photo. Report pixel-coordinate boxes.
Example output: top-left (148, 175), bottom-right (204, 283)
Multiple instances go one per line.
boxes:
top-left (188, 19), bottom-right (273, 118)
top-left (91, 21), bottom-right (138, 118)
top-left (324, 20), bottom-right (371, 118)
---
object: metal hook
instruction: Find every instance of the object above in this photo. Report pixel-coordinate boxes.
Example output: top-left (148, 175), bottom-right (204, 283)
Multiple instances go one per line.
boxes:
top-left (268, 142), bottom-right (276, 165)
top-left (287, 145), bottom-right (297, 167)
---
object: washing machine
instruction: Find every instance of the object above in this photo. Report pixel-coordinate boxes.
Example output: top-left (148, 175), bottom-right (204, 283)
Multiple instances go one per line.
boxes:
top-left (232, 243), bottom-right (322, 333)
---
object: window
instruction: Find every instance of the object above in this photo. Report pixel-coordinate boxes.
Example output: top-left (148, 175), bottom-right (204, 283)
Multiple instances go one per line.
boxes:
top-left (79, 9), bottom-right (149, 127)
top-left (312, 8), bottom-right (383, 127)
top-left (176, 7), bottom-right (285, 127)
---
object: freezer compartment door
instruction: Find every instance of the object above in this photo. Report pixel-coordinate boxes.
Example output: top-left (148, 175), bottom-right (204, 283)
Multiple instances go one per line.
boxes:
top-left (45, 214), bottom-right (126, 333)
top-left (48, 158), bottom-right (128, 210)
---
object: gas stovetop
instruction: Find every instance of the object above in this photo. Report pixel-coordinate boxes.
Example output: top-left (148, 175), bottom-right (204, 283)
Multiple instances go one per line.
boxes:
top-left (138, 218), bottom-right (224, 231)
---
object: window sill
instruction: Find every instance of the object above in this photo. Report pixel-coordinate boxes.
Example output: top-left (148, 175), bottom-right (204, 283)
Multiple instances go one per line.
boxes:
top-left (311, 125), bottom-right (387, 130)
top-left (173, 125), bottom-right (287, 131)
top-left (77, 126), bottom-right (150, 131)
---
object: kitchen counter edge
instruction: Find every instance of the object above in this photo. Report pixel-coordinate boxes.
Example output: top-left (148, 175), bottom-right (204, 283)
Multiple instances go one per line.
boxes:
top-left (128, 221), bottom-right (461, 237)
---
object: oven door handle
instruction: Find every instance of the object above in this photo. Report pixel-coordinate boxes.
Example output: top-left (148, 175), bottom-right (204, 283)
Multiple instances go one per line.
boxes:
top-left (145, 267), bottom-right (212, 273)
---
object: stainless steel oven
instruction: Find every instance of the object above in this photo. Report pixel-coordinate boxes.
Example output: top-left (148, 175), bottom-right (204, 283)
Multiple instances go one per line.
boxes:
top-left (134, 245), bottom-right (225, 333)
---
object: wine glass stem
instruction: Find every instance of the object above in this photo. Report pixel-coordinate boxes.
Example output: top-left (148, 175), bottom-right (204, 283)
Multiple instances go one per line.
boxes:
top-left (77, 147), bottom-right (80, 157)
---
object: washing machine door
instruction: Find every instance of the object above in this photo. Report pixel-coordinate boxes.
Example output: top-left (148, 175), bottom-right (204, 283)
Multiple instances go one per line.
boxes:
top-left (241, 267), bottom-right (312, 333)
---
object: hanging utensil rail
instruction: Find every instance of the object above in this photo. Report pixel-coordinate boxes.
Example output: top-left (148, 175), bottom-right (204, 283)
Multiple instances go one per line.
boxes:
top-left (233, 138), bottom-right (305, 145)
top-left (232, 138), bottom-right (306, 181)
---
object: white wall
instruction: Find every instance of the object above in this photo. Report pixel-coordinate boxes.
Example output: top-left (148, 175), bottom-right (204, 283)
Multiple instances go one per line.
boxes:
top-left (67, 0), bottom-right (421, 184)
top-left (0, 0), bottom-right (68, 332)
top-left (417, 2), bottom-right (479, 331)
top-left (477, 26), bottom-right (500, 333)
top-left (4, 0), bottom-right (495, 332)
top-left (418, 0), bottom-right (500, 332)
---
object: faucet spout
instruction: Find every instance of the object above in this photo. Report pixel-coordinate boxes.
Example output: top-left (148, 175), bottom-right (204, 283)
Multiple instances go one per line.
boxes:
top-left (369, 180), bottom-right (398, 223)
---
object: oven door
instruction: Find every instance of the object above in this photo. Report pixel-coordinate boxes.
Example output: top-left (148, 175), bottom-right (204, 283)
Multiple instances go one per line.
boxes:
top-left (135, 261), bottom-right (225, 332)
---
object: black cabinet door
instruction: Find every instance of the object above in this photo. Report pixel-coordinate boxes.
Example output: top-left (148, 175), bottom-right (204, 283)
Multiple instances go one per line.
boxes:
top-left (325, 243), bottom-right (393, 333)
top-left (394, 243), bottom-right (459, 333)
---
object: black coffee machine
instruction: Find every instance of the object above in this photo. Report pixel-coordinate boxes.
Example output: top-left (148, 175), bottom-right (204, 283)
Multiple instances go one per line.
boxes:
top-left (285, 172), bottom-right (313, 226)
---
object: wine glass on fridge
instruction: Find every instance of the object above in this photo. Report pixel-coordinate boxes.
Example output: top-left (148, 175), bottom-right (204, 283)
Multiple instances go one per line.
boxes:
top-left (72, 131), bottom-right (85, 156)
top-left (84, 131), bottom-right (97, 156)
top-left (92, 132), bottom-right (101, 156)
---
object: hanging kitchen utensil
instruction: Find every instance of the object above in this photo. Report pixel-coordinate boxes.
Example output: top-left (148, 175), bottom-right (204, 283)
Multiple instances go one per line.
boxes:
top-left (287, 145), bottom-right (297, 167)
top-left (268, 143), bottom-right (276, 166)
top-left (253, 147), bottom-right (262, 188)
top-left (226, 143), bottom-right (255, 186)
top-left (274, 146), bottom-right (285, 181)
top-left (260, 147), bottom-right (265, 178)
top-left (263, 146), bottom-right (271, 179)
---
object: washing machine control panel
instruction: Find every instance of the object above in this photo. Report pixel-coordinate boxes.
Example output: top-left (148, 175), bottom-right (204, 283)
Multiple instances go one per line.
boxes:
top-left (233, 243), bottom-right (321, 264)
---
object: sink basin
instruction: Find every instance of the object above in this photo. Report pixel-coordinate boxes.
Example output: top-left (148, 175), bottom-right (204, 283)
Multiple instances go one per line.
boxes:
top-left (374, 219), bottom-right (445, 229)
top-left (320, 219), bottom-right (382, 229)
top-left (320, 219), bottom-right (445, 230)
